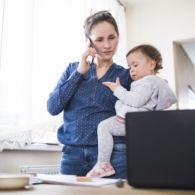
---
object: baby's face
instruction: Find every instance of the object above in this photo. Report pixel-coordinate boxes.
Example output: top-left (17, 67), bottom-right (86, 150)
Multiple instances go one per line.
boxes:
top-left (126, 51), bottom-right (155, 81)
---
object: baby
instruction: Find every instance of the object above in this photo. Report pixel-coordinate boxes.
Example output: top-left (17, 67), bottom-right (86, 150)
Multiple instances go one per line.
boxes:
top-left (87, 44), bottom-right (177, 178)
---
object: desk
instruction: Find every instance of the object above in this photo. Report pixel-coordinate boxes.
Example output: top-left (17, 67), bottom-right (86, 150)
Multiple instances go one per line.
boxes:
top-left (1, 184), bottom-right (195, 195)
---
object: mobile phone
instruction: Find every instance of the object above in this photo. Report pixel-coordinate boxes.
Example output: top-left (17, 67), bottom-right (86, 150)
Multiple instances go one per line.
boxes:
top-left (88, 37), bottom-right (95, 49)
top-left (86, 34), bottom-right (95, 65)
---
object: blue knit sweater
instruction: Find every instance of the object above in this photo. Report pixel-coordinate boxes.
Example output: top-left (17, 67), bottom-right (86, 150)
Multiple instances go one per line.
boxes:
top-left (47, 62), bottom-right (132, 146)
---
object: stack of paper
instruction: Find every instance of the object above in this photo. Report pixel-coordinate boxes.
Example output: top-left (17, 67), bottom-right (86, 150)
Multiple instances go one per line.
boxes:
top-left (33, 174), bottom-right (119, 187)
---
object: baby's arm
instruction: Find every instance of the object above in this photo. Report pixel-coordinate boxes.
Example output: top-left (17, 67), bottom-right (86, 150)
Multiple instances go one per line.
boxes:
top-left (113, 82), bottom-right (153, 108)
top-left (103, 77), bottom-right (154, 108)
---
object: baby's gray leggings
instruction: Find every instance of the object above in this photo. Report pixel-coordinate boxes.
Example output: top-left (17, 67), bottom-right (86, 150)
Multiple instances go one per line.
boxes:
top-left (97, 116), bottom-right (125, 162)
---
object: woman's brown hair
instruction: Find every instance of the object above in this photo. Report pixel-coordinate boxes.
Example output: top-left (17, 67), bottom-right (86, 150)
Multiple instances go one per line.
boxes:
top-left (83, 10), bottom-right (119, 37)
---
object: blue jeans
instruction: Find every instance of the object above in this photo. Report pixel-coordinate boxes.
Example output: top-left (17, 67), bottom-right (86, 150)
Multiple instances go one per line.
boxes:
top-left (60, 143), bottom-right (127, 179)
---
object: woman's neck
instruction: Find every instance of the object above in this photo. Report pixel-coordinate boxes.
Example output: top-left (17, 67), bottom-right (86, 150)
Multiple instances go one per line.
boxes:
top-left (95, 58), bottom-right (114, 68)
top-left (95, 58), bottom-right (114, 80)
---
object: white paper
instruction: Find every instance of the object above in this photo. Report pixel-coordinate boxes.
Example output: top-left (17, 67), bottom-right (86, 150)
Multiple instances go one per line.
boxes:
top-left (35, 174), bottom-right (119, 187)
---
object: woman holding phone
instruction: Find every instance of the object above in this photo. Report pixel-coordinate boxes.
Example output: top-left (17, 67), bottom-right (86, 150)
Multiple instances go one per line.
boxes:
top-left (47, 10), bottom-right (132, 178)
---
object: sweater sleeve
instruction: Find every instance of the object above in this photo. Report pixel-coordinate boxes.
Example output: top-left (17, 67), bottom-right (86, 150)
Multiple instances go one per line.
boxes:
top-left (47, 63), bottom-right (83, 116)
top-left (113, 80), bottom-right (154, 108)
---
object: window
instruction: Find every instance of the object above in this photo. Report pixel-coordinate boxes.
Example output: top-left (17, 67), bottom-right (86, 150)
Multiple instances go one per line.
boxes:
top-left (0, 0), bottom-right (127, 150)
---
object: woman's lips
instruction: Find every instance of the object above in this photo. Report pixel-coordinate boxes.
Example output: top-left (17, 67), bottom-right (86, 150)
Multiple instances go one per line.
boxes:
top-left (103, 51), bottom-right (112, 55)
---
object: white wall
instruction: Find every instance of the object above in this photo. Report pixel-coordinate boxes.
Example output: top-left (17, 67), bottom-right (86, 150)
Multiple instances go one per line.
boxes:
top-left (125, 0), bottom-right (195, 92)
top-left (0, 150), bottom-right (61, 173)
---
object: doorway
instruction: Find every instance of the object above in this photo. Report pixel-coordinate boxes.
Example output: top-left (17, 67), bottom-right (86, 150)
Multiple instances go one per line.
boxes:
top-left (173, 38), bottom-right (195, 109)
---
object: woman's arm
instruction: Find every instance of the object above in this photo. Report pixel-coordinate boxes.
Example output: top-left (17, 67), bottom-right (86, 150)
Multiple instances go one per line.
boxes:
top-left (47, 63), bottom-right (83, 116)
top-left (115, 99), bottom-right (148, 119)
top-left (47, 41), bottom-right (97, 116)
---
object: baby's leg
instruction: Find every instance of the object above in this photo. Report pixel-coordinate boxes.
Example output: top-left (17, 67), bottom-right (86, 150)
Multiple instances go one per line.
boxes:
top-left (97, 116), bottom-right (125, 162)
top-left (86, 116), bottom-right (125, 177)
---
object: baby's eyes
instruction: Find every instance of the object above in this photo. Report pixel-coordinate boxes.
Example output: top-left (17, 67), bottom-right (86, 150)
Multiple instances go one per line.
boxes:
top-left (129, 64), bottom-right (138, 69)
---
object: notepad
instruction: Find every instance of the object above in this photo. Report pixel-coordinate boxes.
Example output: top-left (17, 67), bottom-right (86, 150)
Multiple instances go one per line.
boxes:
top-left (33, 174), bottom-right (119, 187)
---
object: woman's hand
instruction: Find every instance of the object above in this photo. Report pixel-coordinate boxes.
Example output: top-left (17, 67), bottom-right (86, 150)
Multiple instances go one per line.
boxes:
top-left (115, 116), bottom-right (126, 124)
top-left (102, 77), bottom-right (120, 92)
top-left (77, 42), bottom-right (97, 74)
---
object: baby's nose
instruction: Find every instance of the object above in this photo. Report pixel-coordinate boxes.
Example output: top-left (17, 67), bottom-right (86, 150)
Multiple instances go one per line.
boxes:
top-left (130, 69), bottom-right (134, 73)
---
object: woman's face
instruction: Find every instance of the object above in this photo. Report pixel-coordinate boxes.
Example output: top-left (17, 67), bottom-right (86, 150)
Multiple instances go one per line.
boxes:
top-left (90, 21), bottom-right (119, 61)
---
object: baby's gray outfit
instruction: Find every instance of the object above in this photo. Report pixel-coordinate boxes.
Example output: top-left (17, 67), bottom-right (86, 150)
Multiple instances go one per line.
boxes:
top-left (97, 75), bottom-right (177, 162)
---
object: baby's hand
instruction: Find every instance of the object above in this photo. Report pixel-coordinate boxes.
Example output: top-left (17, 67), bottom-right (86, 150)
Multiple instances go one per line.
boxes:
top-left (102, 77), bottom-right (120, 92)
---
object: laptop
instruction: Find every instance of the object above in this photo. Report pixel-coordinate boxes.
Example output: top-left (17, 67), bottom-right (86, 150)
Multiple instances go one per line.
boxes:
top-left (125, 110), bottom-right (195, 189)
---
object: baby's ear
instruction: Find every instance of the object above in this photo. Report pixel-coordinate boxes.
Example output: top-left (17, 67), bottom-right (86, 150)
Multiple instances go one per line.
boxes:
top-left (150, 59), bottom-right (156, 71)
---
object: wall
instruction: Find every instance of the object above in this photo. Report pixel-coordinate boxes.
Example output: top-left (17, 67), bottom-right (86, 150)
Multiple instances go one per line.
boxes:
top-left (0, 149), bottom-right (61, 173)
top-left (125, 0), bottom-right (195, 92)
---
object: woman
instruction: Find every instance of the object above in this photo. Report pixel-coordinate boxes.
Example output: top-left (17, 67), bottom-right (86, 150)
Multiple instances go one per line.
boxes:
top-left (47, 10), bottom-right (132, 178)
